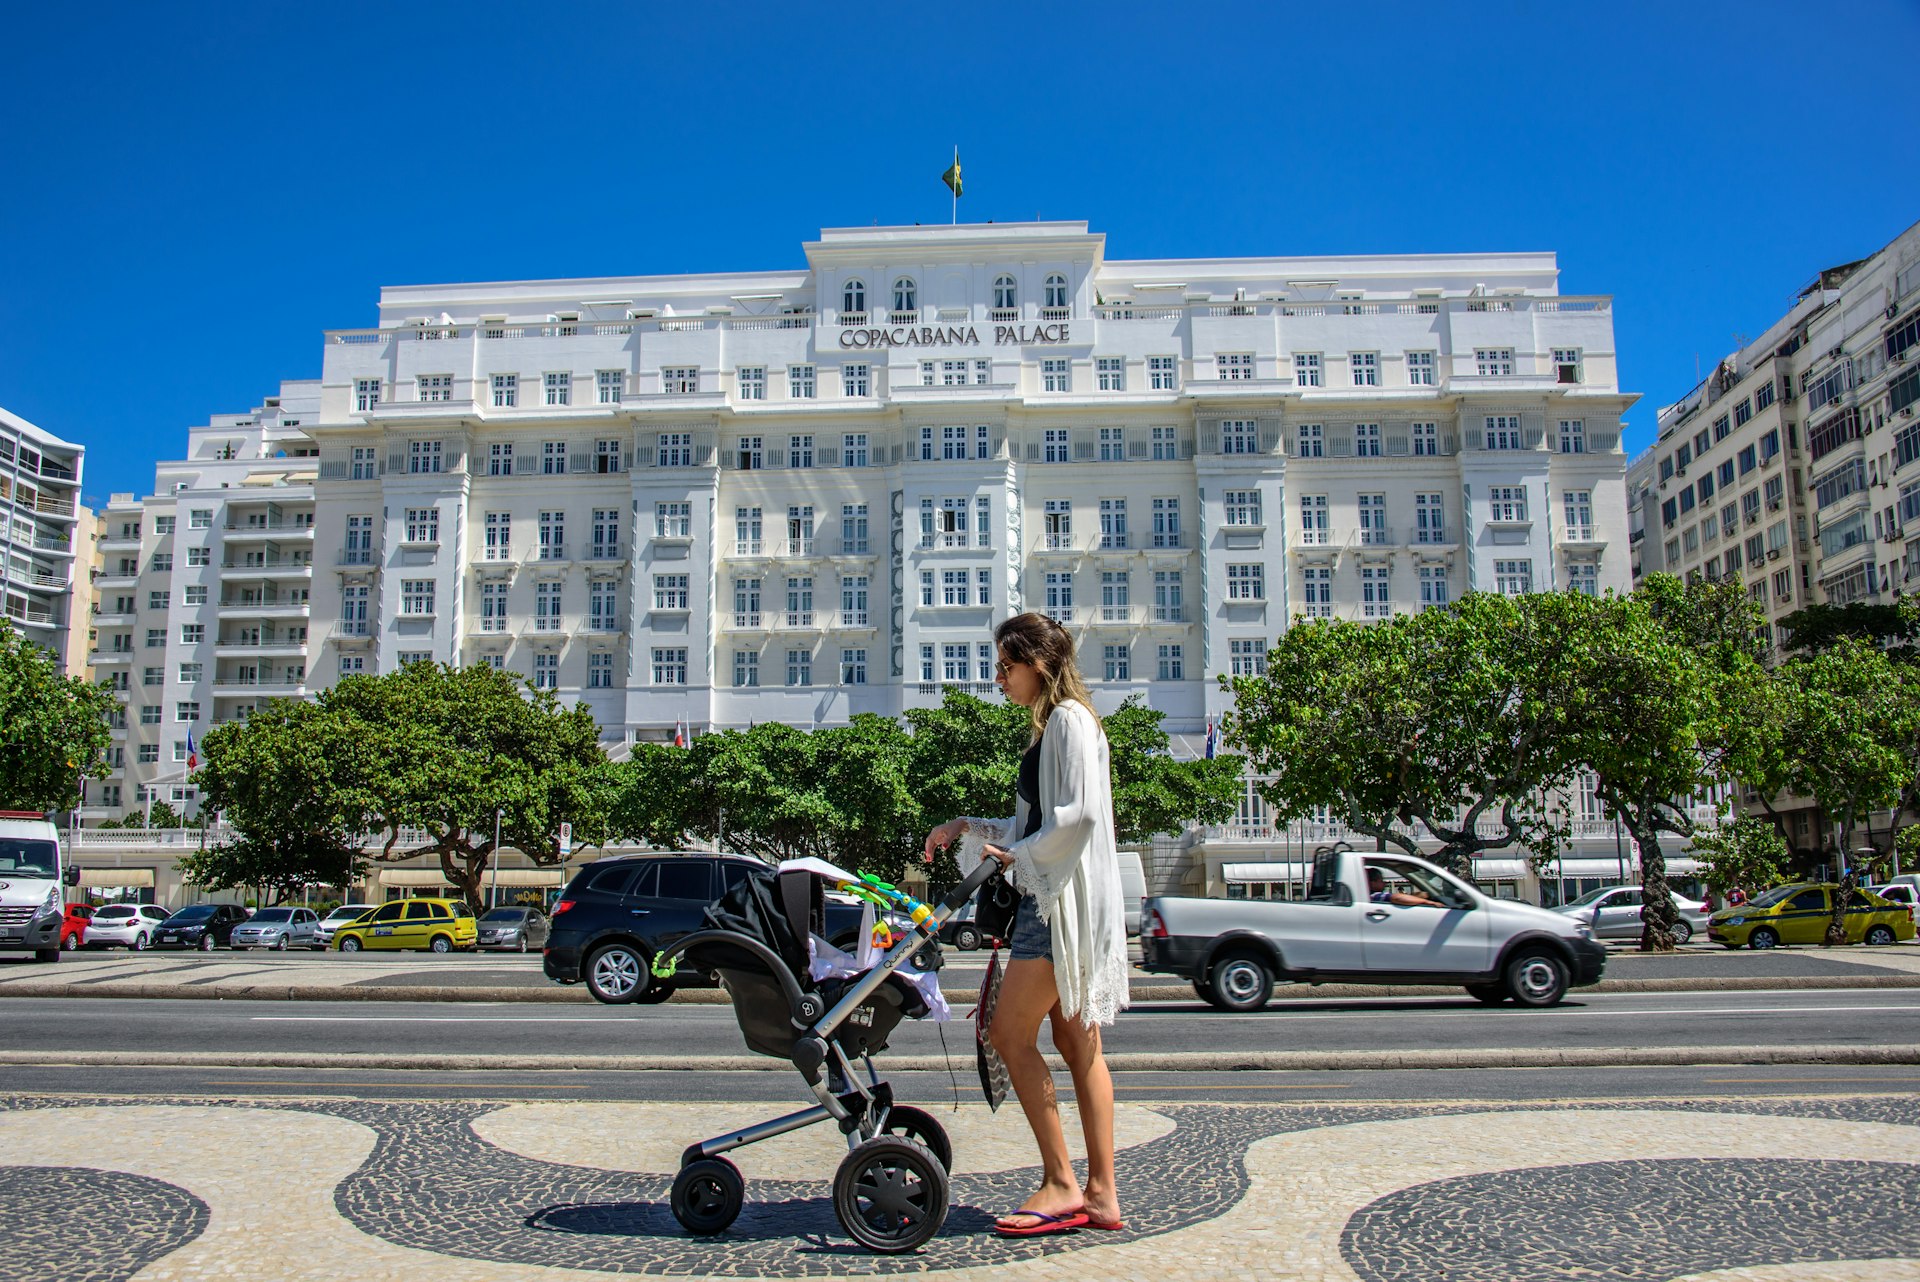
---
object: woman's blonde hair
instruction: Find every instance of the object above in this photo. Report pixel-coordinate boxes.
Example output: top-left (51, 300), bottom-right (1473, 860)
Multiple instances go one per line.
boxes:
top-left (995, 612), bottom-right (1100, 739)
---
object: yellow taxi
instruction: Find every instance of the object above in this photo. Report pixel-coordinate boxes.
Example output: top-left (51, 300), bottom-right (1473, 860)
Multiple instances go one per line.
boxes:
top-left (332, 898), bottom-right (478, 953)
top-left (1708, 883), bottom-right (1917, 950)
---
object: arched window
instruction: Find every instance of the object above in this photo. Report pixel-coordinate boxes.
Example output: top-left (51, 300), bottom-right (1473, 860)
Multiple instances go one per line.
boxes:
top-left (892, 278), bottom-right (917, 314)
top-left (1044, 274), bottom-right (1069, 309)
top-left (993, 274), bottom-right (1017, 311)
top-left (842, 280), bottom-right (865, 316)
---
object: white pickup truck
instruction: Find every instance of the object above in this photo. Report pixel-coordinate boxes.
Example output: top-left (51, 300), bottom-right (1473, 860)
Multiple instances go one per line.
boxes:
top-left (1139, 845), bottom-right (1606, 1010)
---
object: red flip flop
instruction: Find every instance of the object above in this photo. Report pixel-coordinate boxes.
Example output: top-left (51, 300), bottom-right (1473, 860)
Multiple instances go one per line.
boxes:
top-left (995, 1211), bottom-right (1088, 1238)
top-left (1085, 1217), bottom-right (1127, 1231)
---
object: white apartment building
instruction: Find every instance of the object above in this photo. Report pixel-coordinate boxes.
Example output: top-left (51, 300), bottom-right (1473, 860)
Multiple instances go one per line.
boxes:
top-left (306, 221), bottom-right (1633, 753)
top-left (86, 386), bottom-right (318, 822)
top-left (0, 406), bottom-right (86, 663)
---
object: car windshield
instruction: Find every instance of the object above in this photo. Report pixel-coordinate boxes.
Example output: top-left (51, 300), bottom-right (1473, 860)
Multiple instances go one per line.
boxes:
top-left (168, 905), bottom-right (216, 921)
top-left (0, 838), bottom-right (59, 880)
top-left (251, 909), bottom-right (292, 923)
top-left (1562, 886), bottom-right (1621, 909)
top-left (95, 905), bottom-right (136, 920)
top-left (325, 906), bottom-right (368, 921)
top-left (481, 908), bottom-right (524, 921)
top-left (1746, 885), bottom-right (1806, 909)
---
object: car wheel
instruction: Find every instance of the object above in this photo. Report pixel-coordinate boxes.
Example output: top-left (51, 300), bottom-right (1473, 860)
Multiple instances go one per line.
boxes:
top-left (35, 947), bottom-right (59, 963)
top-left (1866, 925), bottom-right (1898, 946)
top-left (1503, 948), bottom-right (1570, 1007)
top-left (1670, 920), bottom-right (1693, 945)
top-left (953, 924), bottom-right (982, 952)
top-left (429, 934), bottom-right (453, 954)
top-left (132, 932), bottom-right (148, 952)
top-left (61, 933), bottom-right (77, 952)
top-left (1749, 927), bottom-right (1780, 950)
top-left (518, 935), bottom-right (528, 953)
top-left (198, 934), bottom-right (216, 952)
top-left (585, 942), bottom-right (649, 1004)
top-left (1465, 983), bottom-right (1507, 1004)
top-left (275, 935), bottom-right (289, 951)
top-left (339, 935), bottom-right (362, 953)
top-left (1206, 950), bottom-right (1273, 1012)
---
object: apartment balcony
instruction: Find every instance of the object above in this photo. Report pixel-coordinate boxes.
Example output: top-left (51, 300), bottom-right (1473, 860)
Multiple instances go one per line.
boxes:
top-left (212, 676), bottom-right (307, 697)
top-left (729, 612), bottom-right (768, 633)
top-left (97, 533), bottom-right (142, 552)
top-left (220, 556), bottom-right (313, 581)
top-left (581, 545), bottom-right (627, 567)
top-left (1352, 527), bottom-right (1398, 550)
top-left (224, 520), bottom-right (314, 539)
top-left (1031, 533), bottom-right (1085, 557)
top-left (90, 609), bottom-right (136, 627)
top-left (4, 601), bottom-right (55, 627)
top-left (1561, 525), bottom-right (1607, 549)
top-left (92, 570), bottom-right (139, 590)
top-left (218, 596), bottom-right (310, 620)
top-left (33, 533), bottom-right (76, 558)
top-left (214, 639), bottom-right (310, 659)
top-left (89, 650), bottom-right (134, 666)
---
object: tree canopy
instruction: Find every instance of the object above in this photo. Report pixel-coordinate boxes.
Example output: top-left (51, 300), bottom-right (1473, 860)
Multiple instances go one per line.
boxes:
top-left (0, 618), bottom-right (114, 812)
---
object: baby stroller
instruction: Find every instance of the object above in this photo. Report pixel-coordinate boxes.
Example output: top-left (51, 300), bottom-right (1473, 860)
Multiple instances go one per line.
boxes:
top-left (651, 854), bottom-right (999, 1253)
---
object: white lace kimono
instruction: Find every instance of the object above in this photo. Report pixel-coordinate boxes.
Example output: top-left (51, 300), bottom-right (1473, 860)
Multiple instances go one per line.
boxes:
top-left (962, 700), bottom-right (1130, 1027)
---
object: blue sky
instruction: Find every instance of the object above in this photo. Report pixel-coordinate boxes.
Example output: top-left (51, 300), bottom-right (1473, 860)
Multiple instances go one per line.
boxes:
top-left (3, 0), bottom-right (1916, 504)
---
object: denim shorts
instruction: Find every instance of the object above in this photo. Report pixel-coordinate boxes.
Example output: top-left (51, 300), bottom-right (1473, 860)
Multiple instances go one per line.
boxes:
top-left (1008, 894), bottom-right (1053, 962)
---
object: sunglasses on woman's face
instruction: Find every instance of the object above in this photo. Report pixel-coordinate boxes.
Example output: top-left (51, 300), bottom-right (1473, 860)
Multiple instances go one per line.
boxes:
top-left (994, 659), bottom-right (1016, 679)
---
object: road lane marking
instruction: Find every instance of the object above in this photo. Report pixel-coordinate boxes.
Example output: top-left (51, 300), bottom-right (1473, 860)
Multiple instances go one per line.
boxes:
top-left (1702, 1077), bottom-right (1920, 1084)
top-left (200, 1080), bottom-right (589, 1089)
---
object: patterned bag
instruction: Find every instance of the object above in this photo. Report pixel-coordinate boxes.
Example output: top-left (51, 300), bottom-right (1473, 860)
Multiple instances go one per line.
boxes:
top-left (974, 946), bottom-right (1010, 1110)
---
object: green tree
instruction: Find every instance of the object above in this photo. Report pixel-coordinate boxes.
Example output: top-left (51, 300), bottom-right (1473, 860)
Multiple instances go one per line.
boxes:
top-left (1687, 817), bottom-right (1791, 900)
top-left (0, 618), bottom-right (114, 811)
top-left (1103, 696), bottom-right (1243, 846)
top-left (143, 800), bottom-right (187, 829)
top-left (1777, 599), bottom-right (1920, 659)
top-left (600, 745), bottom-right (700, 850)
top-left (906, 690), bottom-right (1031, 886)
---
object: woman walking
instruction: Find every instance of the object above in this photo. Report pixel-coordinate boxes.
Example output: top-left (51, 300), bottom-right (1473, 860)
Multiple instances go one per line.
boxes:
top-left (924, 612), bottom-right (1129, 1236)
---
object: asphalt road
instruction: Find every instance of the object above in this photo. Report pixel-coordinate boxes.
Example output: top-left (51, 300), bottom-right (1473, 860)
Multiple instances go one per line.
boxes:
top-left (5, 987), bottom-right (1916, 1060)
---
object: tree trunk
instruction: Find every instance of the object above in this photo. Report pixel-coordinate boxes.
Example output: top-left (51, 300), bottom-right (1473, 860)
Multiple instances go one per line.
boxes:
top-left (1824, 813), bottom-right (1857, 947)
top-left (1630, 812), bottom-right (1678, 952)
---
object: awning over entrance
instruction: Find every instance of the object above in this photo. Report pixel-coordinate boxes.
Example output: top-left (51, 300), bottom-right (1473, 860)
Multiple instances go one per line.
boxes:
top-left (378, 869), bottom-right (454, 887)
top-left (377, 867), bottom-right (564, 887)
top-left (1543, 859), bottom-right (1641, 879)
top-left (1470, 859), bottom-right (1528, 879)
top-left (77, 868), bottom-right (155, 888)
top-left (1223, 862), bottom-right (1309, 883)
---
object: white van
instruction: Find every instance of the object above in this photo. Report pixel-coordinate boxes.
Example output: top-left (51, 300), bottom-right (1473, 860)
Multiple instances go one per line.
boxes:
top-left (0, 811), bottom-right (78, 963)
top-left (1116, 849), bottom-right (1146, 936)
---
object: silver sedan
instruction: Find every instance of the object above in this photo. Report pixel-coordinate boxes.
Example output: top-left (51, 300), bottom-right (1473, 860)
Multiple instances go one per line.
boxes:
top-left (476, 906), bottom-right (550, 952)
top-left (1554, 885), bottom-right (1710, 944)
top-left (230, 907), bottom-right (320, 950)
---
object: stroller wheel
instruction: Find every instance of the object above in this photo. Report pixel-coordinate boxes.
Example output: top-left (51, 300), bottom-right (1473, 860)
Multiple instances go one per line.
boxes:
top-left (880, 1104), bottom-right (953, 1171)
top-left (670, 1157), bottom-right (744, 1235)
top-left (833, 1135), bottom-right (948, 1253)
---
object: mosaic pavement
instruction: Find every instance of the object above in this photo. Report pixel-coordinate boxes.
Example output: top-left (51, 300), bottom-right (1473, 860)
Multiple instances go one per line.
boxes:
top-left (1, 1091), bottom-right (1917, 1281)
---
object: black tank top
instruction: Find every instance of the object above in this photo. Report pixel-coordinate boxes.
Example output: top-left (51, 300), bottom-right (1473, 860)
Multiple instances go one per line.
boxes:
top-left (1017, 739), bottom-right (1043, 840)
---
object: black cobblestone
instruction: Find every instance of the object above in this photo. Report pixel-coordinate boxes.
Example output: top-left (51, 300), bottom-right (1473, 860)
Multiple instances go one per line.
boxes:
top-left (0, 1166), bottom-right (209, 1282)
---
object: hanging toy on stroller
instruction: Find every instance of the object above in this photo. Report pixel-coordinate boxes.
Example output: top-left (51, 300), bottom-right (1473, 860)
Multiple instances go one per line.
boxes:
top-left (650, 852), bottom-right (1000, 1253)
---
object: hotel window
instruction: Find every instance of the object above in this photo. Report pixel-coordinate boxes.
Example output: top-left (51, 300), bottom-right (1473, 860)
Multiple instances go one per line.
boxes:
top-left (1494, 559), bottom-right (1533, 595)
top-left (185, 585), bottom-right (209, 605)
top-left (735, 507), bottom-right (763, 555)
top-left (1152, 497), bottom-right (1181, 547)
top-left (841, 504), bottom-right (869, 553)
top-left (842, 279), bottom-right (865, 317)
top-left (538, 511), bottom-right (565, 559)
top-left (1415, 493), bottom-right (1445, 543)
top-left (147, 591), bottom-right (168, 610)
top-left (141, 666), bottom-right (161, 686)
top-left (596, 370), bottom-right (623, 405)
top-left (1553, 348), bottom-right (1582, 384)
top-left (1221, 420), bottom-right (1258, 455)
top-left (1296, 423), bottom-right (1324, 457)
top-left (1351, 352), bottom-right (1380, 386)
top-left (842, 433), bottom-right (869, 468)
top-left (1103, 644), bottom-right (1131, 682)
top-left (733, 578), bottom-right (762, 627)
top-left (587, 652), bottom-right (613, 688)
top-left (1412, 421), bottom-right (1439, 455)
top-left (1043, 428), bottom-right (1070, 462)
top-left (151, 514), bottom-right (174, 534)
top-left (137, 744), bottom-right (158, 765)
top-left (1226, 563), bottom-right (1264, 600)
top-left (891, 277), bottom-right (916, 315)
top-left (919, 645), bottom-right (936, 683)
top-left (1738, 444), bottom-right (1757, 476)
top-left (920, 496), bottom-right (972, 549)
top-left (1475, 348), bottom-right (1515, 377)
top-left (491, 374), bottom-right (517, 407)
top-left (1042, 359), bottom-right (1071, 392)
top-left (786, 505), bottom-right (814, 554)
top-left (786, 648), bottom-right (812, 687)
top-left (920, 571), bottom-right (935, 607)
top-left (737, 436), bottom-right (763, 470)
top-left (1485, 416), bottom-right (1524, 449)
top-left (336, 657), bottom-right (364, 680)
top-left (1229, 639), bottom-right (1267, 676)
top-left (404, 507), bottom-right (438, 544)
top-left (940, 569), bottom-right (969, 606)
top-left (340, 585), bottom-right (368, 635)
top-left (1099, 499), bottom-right (1129, 549)
top-left (1099, 427), bottom-right (1125, 461)
top-left (1154, 570), bottom-right (1183, 622)
top-left (175, 701), bottom-right (200, 723)
top-left (1156, 643), bottom-right (1184, 680)
top-left (1755, 380), bottom-right (1775, 411)
top-left (488, 442), bottom-right (513, 476)
top-left (655, 433), bottom-right (691, 467)
top-left (186, 547), bottom-right (210, 567)
top-left (189, 508), bottom-right (212, 529)
top-left (973, 359), bottom-right (992, 385)
top-left (1359, 494), bottom-right (1388, 543)
top-left (655, 502), bottom-right (690, 539)
top-left (1488, 486), bottom-right (1528, 522)
top-left (408, 440), bottom-right (443, 473)
top-left (1300, 494), bottom-right (1329, 543)
top-left (1407, 351), bottom-right (1436, 386)
top-left (345, 514), bottom-right (374, 564)
top-left (1301, 567), bottom-right (1332, 617)
top-left (418, 374), bottom-right (452, 402)
top-left (1558, 420), bottom-right (1586, 454)
top-left (653, 574), bottom-right (689, 612)
top-left (842, 575), bottom-right (869, 625)
top-left (479, 583), bottom-right (507, 633)
top-left (1568, 563), bottom-right (1599, 597)
top-left (976, 494), bottom-right (992, 545)
top-left (1044, 571), bottom-right (1073, 620)
top-left (1294, 353), bottom-right (1322, 387)
top-left (1148, 355), bottom-right (1178, 390)
top-left (484, 513), bottom-right (511, 560)
top-left (1563, 490), bottom-right (1594, 540)
top-left (789, 364), bottom-right (816, 399)
top-left (974, 424), bottom-right (991, 459)
top-left (1218, 352), bottom-right (1254, 381)
top-left (1097, 357), bottom-right (1125, 391)
top-left (842, 363), bottom-right (870, 397)
top-left (993, 274), bottom-right (1017, 312)
top-left (663, 366), bottom-right (699, 395)
top-left (1719, 460), bottom-right (1735, 488)
top-left (788, 435), bottom-right (814, 469)
top-left (401, 580), bottom-right (435, 616)
top-left (1418, 565), bottom-right (1449, 609)
top-left (841, 649), bottom-right (867, 685)
top-left (544, 372), bottom-right (571, 406)
top-left (542, 441), bottom-right (565, 474)
top-left (478, 654), bottom-right (503, 672)
top-left (355, 378), bottom-right (381, 412)
top-left (977, 568), bottom-right (993, 606)
top-left (350, 447), bottom-right (376, 479)
top-left (590, 508), bottom-right (619, 558)
top-left (1152, 425), bottom-right (1177, 460)
top-left (1361, 565), bottom-right (1391, 618)
top-left (652, 648), bottom-right (688, 685)
top-left (589, 582), bottom-right (618, 631)
top-left (1355, 423), bottom-right (1382, 456)
top-left (1043, 499), bottom-right (1073, 549)
top-left (1043, 274), bottom-right (1068, 310)
top-left (535, 582), bottom-right (562, 631)
top-left (1223, 489), bottom-right (1261, 527)
top-left (151, 553), bottom-right (173, 572)
top-left (737, 366), bottom-right (766, 401)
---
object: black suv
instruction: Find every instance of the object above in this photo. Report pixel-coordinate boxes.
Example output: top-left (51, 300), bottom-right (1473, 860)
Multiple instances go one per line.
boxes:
top-left (546, 854), bottom-right (936, 1004)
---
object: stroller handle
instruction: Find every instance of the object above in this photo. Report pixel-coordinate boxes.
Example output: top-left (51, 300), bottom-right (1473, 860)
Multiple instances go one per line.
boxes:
top-left (939, 853), bottom-right (1002, 912)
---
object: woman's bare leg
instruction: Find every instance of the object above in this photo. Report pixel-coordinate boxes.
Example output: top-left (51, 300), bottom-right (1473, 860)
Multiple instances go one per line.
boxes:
top-left (989, 957), bottom-right (1083, 1227)
top-left (1049, 1006), bottom-right (1119, 1225)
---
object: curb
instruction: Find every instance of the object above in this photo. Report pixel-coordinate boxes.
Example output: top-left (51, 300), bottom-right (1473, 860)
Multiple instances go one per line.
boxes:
top-left (0, 1044), bottom-right (1914, 1074)
top-left (2, 973), bottom-right (1919, 1004)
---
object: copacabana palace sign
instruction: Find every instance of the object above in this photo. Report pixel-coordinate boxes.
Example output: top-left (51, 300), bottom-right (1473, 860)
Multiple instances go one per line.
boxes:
top-left (838, 322), bottom-right (1072, 349)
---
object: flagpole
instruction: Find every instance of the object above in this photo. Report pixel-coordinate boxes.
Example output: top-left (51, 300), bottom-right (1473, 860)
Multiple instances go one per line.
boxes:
top-left (951, 145), bottom-right (957, 225)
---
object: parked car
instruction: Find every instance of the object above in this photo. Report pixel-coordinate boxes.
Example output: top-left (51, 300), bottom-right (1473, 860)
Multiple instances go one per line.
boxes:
top-left (1552, 885), bottom-right (1711, 944)
top-left (60, 903), bottom-right (92, 951)
top-left (314, 904), bottom-right (374, 949)
top-left (83, 903), bottom-right (171, 950)
top-left (477, 906), bottom-right (550, 952)
top-left (332, 898), bottom-right (477, 953)
top-left (155, 903), bottom-right (250, 950)
top-left (939, 900), bottom-right (986, 951)
top-left (1140, 845), bottom-right (1606, 1010)
top-left (1867, 883), bottom-right (1917, 928)
top-left (1708, 883), bottom-right (1918, 949)
top-left (230, 906), bottom-right (320, 950)
top-left (546, 854), bottom-right (868, 1004)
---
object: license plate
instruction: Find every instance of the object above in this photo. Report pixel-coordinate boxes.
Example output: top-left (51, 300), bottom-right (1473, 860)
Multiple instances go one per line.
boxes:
top-left (0, 932), bottom-right (22, 942)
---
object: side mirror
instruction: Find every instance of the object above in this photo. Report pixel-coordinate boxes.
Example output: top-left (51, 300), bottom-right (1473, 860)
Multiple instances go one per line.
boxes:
top-left (63, 864), bottom-right (80, 887)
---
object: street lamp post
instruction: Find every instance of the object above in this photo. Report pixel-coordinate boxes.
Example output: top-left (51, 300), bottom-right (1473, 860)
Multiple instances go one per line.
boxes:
top-left (489, 808), bottom-right (503, 910)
